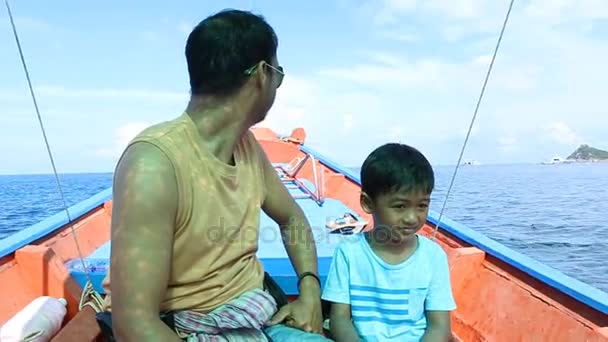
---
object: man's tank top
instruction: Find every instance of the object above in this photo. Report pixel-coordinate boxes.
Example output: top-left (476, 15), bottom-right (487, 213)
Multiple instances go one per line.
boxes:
top-left (102, 112), bottom-right (267, 313)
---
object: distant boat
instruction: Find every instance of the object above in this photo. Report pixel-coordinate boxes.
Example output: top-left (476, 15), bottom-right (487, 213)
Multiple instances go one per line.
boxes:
top-left (461, 160), bottom-right (481, 166)
top-left (541, 156), bottom-right (572, 165)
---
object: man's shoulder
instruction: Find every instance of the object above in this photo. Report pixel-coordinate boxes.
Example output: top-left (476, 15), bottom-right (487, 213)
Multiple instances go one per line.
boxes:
top-left (114, 115), bottom-right (189, 173)
top-left (132, 114), bottom-right (189, 143)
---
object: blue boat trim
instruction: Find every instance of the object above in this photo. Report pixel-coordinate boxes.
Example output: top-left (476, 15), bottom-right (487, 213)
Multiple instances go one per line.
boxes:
top-left (66, 257), bottom-right (110, 294)
top-left (299, 143), bottom-right (608, 315)
top-left (0, 188), bottom-right (113, 259)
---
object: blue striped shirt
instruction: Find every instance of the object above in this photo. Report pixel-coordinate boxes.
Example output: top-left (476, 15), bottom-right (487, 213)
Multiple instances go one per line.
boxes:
top-left (321, 234), bottom-right (456, 341)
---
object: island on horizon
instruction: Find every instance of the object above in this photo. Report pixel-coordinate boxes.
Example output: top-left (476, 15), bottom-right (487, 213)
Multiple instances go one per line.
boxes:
top-left (542, 144), bottom-right (608, 164)
top-left (567, 144), bottom-right (608, 161)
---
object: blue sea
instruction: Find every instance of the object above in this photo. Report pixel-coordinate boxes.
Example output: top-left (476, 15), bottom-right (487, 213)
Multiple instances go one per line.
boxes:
top-left (1, 163), bottom-right (607, 294)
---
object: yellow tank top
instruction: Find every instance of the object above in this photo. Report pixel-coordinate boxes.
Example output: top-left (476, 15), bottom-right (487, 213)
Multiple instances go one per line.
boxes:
top-left (102, 112), bottom-right (266, 313)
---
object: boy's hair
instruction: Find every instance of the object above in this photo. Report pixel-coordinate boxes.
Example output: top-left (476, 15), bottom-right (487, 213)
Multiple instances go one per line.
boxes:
top-left (360, 143), bottom-right (434, 201)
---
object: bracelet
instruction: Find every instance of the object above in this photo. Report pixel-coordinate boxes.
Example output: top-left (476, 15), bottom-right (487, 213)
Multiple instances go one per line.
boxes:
top-left (297, 272), bottom-right (321, 289)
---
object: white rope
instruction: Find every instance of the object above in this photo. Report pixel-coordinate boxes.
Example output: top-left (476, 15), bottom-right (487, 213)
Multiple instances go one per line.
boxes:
top-left (431, 0), bottom-right (516, 240)
top-left (4, 0), bottom-right (96, 298)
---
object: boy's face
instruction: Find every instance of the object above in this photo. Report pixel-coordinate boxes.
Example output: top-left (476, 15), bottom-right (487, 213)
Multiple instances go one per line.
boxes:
top-left (361, 188), bottom-right (431, 243)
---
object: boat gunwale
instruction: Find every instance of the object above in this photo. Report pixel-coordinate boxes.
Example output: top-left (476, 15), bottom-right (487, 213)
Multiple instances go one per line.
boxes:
top-left (299, 144), bottom-right (608, 316)
top-left (0, 135), bottom-right (606, 318)
top-left (0, 188), bottom-right (112, 259)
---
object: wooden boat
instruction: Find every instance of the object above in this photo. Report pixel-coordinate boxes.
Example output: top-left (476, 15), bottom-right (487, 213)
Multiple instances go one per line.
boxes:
top-left (0, 127), bottom-right (607, 341)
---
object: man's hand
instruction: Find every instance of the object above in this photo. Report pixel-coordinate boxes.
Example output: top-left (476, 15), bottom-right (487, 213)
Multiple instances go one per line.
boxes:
top-left (267, 287), bottom-right (323, 334)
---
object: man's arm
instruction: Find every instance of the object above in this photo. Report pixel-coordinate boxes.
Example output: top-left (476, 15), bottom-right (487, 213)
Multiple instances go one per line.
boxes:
top-left (421, 311), bottom-right (452, 342)
top-left (260, 154), bottom-right (320, 298)
top-left (259, 151), bottom-right (322, 332)
top-left (110, 142), bottom-right (181, 342)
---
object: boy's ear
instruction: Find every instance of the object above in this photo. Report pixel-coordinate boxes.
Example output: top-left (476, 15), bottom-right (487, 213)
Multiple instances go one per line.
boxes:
top-left (360, 192), bottom-right (374, 214)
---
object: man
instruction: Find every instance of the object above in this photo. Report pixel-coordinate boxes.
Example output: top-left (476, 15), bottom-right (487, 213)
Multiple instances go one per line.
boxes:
top-left (104, 9), bottom-right (329, 341)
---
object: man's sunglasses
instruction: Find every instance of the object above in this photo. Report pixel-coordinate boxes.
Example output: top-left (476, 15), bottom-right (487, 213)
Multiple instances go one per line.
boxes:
top-left (245, 62), bottom-right (284, 88)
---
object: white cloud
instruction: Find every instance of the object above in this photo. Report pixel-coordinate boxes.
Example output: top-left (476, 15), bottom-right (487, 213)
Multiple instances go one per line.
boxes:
top-left (443, 25), bottom-right (468, 42)
top-left (367, 0), bottom-right (608, 46)
top-left (473, 55), bottom-right (492, 65)
top-left (458, 121), bottom-right (481, 139)
top-left (319, 57), bottom-right (448, 89)
top-left (369, 0), bottom-right (502, 26)
top-left (5, 1), bottom-right (607, 171)
top-left (342, 113), bottom-right (354, 133)
top-left (363, 52), bottom-right (405, 68)
top-left (0, 86), bottom-right (187, 107)
top-left (256, 75), bottom-right (320, 133)
top-left (377, 31), bottom-right (419, 42)
top-left (524, 0), bottom-right (608, 22)
top-left (498, 135), bottom-right (518, 152)
top-left (95, 122), bottom-right (151, 160)
top-left (34, 86), bottom-right (187, 102)
top-left (544, 121), bottom-right (582, 146)
top-left (311, 0), bottom-right (607, 164)
top-left (177, 21), bottom-right (192, 35)
top-left (141, 31), bottom-right (161, 42)
top-left (388, 125), bottom-right (406, 143)
top-left (0, 16), bottom-right (51, 32)
top-left (425, 0), bottom-right (486, 19)
top-left (372, 0), bottom-right (417, 24)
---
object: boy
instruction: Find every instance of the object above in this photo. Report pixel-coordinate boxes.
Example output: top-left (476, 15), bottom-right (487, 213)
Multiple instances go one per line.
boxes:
top-left (321, 143), bottom-right (456, 341)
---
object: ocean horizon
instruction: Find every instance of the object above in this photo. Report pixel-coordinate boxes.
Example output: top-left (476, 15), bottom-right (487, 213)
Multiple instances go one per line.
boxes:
top-left (2, 160), bottom-right (598, 177)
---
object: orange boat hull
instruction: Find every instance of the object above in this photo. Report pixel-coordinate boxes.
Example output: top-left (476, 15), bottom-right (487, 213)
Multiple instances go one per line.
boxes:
top-left (0, 127), bottom-right (607, 341)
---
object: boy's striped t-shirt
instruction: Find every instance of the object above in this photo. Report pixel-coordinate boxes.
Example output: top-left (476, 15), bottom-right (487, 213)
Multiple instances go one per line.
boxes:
top-left (321, 234), bottom-right (456, 341)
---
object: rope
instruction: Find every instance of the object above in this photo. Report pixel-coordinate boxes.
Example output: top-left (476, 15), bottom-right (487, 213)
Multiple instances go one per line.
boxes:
top-left (4, 0), bottom-right (96, 295)
top-left (22, 329), bottom-right (45, 342)
top-left (431, 0), bottom-right (516, 240)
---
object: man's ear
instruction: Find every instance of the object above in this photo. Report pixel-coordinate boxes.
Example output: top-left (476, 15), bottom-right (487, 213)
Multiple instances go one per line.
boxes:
top-left (360, 192), bottom-right (374, 214)
top-left (246, 60), bottom-right (268, 90)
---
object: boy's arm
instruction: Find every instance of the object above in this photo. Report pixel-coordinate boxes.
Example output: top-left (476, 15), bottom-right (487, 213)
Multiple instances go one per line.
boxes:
top-left (329, 303), bottom-right (360, 342)
top-left (422, 246), bottom-right (457, 342)
top-left (321, 246), bottom-right (360, 341)
top-left (421, 311), bottom-right (451, 342)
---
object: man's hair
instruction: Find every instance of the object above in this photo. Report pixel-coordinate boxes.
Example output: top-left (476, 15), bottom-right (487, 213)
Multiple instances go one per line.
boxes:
top-left (185, 9), bottom-right (278, 97)
top-left (360, 143), bottom-right (434, 201)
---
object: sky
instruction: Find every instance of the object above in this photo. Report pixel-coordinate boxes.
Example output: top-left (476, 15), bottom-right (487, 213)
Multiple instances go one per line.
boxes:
top-left (1, 0), bottom-right (607, 174)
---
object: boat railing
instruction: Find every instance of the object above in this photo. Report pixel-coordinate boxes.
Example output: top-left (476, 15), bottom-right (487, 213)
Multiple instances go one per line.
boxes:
top-left (274, 151), bottom-right (325, 206)
top-left (310, 154), bottom-right (324, 205)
